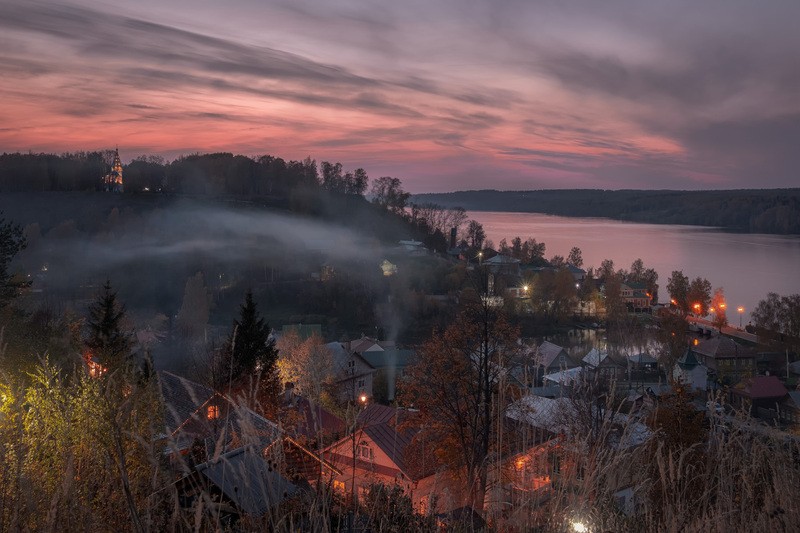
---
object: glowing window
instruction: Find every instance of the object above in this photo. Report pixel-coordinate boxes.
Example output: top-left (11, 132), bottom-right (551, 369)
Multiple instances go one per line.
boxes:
top-left (207, 405), bottom-right (220, 420)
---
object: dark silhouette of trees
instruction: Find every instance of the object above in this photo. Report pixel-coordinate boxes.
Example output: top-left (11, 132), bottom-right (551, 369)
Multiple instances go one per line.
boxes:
top-left (465, 220), bottom-right (485, 250)
top-left (752, 292), bottom-right (800, 350)
top-left (0, 212), bottom-right (26, 304)
top-left (85, 280), bottom-right (134, 372)
top-left (568, 246), bottom-right (583, 267)
top-left (370, 176), bottom-right (410, 214)
top-left (667, 270), bottom-right (690, 314)
top-left (223, 290), bottom-right (277, 379)
top-left (319, 162), bottom-right (369, 195)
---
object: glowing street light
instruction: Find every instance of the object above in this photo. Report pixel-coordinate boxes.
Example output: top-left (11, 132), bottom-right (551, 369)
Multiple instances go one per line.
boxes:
top-left (737, 306), bottom-right (745, 328)
top-left (693, 303), bottom-right (701, 315)
top-left (571, 521), bottom-right (589, 533)
top-left (359, 393), bottom-right (368, 404)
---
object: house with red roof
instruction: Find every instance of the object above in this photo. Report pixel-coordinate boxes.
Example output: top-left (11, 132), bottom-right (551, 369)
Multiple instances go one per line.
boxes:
top-left (728, 375), bottom-right (788, 416)
top-left (322, 403), bottom-right (463, 515)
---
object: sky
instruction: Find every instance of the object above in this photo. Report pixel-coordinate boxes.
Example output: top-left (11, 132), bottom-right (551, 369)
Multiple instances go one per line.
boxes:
top-left (1, 0), bottom-right (798, 193)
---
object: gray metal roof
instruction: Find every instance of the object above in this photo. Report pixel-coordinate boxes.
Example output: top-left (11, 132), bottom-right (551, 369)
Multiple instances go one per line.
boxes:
top-left (197, 447), bottom-right (298, 516)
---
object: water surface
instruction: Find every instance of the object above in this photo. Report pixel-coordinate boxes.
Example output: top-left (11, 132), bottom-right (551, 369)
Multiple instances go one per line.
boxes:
top-left (473, 211), bottom-right (800, 323)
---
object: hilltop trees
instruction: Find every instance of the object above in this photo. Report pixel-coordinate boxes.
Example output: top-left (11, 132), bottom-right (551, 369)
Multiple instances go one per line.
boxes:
top-left (370, 176), bottom-right (410, 214)
top-left (319, 162), bottom-right (369, 195)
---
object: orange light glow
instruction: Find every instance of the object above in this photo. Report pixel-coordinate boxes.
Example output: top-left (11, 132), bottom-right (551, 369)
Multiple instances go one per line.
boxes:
top-left (207, 405), bottom-right (220, 420)
top-left (737, 306), bottom-right (744, 313)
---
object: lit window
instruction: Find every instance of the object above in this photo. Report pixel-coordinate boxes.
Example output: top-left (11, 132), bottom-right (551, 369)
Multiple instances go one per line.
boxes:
top-left (207, 405), bottom-right (220, 420)
top-left (333, 480), bottom-right (346, 493)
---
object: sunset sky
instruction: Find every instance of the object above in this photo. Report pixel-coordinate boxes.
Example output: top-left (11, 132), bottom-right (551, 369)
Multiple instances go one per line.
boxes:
top-left (1, 0), bottom-right (798, 192)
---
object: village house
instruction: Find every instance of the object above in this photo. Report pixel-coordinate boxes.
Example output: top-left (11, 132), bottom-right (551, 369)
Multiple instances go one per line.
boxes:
top-left (620, 282), bottom-right (651, 311)
top-left (672, 347), bottom-right (709, 392)
top-left (582, 348), bottom-right (625, 381)
top-left (500, 393), bottom-right (649, 526)
top-left (158, 371), bottom-right (340, 524)
top-left (692, 336), bottom-right (757, 385)
top-left (323, 404), bottom-right (464, 515)
top-left (728, 375), bottom-right (788, 419)
top-left (359, 347), bottom-right (416, 402)
top-left (325, 340), bottom-right (377, 403)
top-left (520, 341), bottom-right (579, 387)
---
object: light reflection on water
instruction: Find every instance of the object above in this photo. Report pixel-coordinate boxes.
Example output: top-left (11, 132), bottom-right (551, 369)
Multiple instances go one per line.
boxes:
top-left (473, 211), bottom-right (800, 326)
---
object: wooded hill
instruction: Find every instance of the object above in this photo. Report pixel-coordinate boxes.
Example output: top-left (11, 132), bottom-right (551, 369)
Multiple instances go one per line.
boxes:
top-left (413, 189), bottom-right (800, 235)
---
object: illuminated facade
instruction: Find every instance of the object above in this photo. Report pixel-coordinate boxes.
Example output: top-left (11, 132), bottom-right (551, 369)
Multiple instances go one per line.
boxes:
top-left (103, 148), bottom-right (124, 192)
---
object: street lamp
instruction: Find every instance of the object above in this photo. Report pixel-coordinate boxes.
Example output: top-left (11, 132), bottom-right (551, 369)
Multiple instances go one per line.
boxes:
top-left (737, 306), bottom-right (745, 328)
top-left (571, 521), bottom-right (589, 533)
top-left (693, 303), bottom-right (701, 316)
top-left (477, 251), bottom-right (483, 266)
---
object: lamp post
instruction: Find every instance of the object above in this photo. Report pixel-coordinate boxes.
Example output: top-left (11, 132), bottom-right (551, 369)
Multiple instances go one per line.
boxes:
top-left (693, 303), bottom-right (701, 316)
top-left (737, 306), bottom-right (745, 329)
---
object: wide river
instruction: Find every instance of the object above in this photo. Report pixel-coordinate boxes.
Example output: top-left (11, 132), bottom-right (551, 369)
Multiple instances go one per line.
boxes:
top-left (471, 211), bottom-right (800, 324)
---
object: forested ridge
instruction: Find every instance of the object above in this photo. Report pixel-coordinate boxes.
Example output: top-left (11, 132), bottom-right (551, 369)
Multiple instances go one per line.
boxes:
top-left (413, 189), bottom-right (800, 234)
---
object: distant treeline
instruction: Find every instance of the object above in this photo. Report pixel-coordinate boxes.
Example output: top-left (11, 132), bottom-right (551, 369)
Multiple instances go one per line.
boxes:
top-left (0, 151), bottom-right (322, 197)
top-left (413, 189), bottom-right (800, 235)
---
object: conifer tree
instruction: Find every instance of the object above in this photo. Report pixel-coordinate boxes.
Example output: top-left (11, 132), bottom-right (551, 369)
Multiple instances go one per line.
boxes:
top-left (220, 289), bottom-right (280, 413)
top-left (0, 212), bottom-right (27, 305)
top-left (85, 280), bottom-right (133, 372)
top-left (227, 290), bottom-right (275, 374)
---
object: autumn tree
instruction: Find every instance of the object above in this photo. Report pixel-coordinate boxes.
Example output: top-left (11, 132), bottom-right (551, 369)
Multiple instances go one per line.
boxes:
top-left (275, 331), bottom-right (333, 403)
top-left (646, 385), bottom-right (708, 527)
top-left (400, 297), bottom-right (520, 512)
top-left (710, 287), bottom-right (728, 328)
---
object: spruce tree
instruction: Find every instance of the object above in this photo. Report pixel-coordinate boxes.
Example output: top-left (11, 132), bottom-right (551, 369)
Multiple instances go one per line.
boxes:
top-left (0, 212), bottom-right (27, 305)
top-left (85, 279), bottom-right (133, 372)
top-left (226, 290), bottom-right (278, 377)
top-left (223, 289), bottom-right (280, 413)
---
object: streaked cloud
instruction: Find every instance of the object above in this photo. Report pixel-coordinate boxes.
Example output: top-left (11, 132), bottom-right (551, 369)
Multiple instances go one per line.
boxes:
top-left (0, 0), bottom-right (797, 191)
